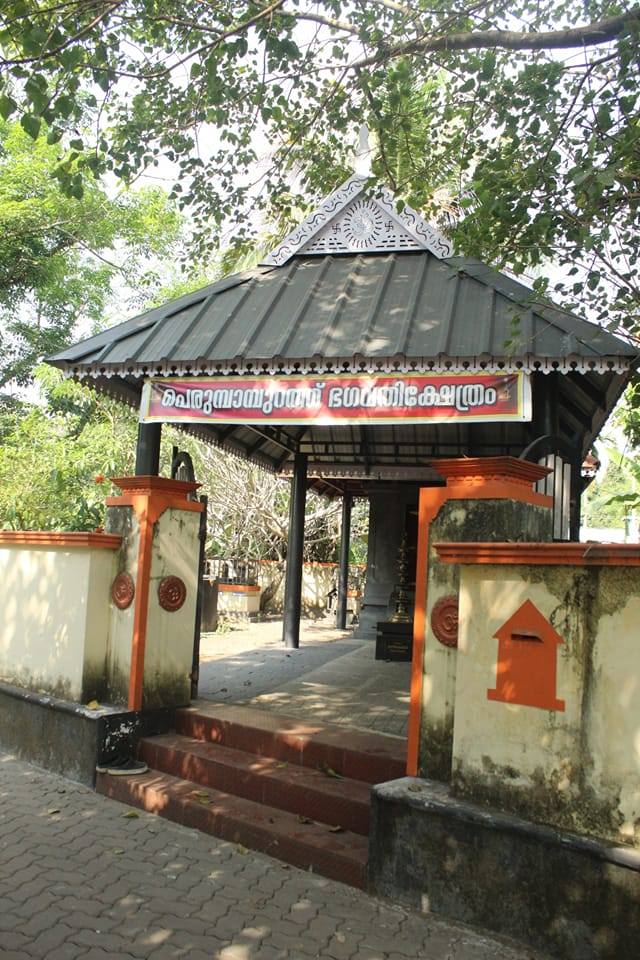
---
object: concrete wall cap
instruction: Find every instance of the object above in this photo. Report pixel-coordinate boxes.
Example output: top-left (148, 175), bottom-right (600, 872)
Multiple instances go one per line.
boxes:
top-left (431, 456), bottom-right (551, 486)
top-left (435, 541), bottom-right (640, 566)
top-left (110, 475), bottom-right (200, 497)
top-left (0, 531), bottom-right (122, 550)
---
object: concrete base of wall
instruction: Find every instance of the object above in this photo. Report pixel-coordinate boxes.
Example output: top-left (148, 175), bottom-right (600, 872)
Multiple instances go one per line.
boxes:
top-left (368, 777), bottom-right (640, 960)
top-left (0, 680), bottom-right (175, 787)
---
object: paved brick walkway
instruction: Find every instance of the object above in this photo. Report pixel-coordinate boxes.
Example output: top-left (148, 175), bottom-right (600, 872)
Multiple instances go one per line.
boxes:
top-left (0, 752), bottom-right (545, 960)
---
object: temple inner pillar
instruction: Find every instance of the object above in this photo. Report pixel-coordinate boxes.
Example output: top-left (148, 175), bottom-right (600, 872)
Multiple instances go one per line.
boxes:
top-left (354, 483), bottom-right (420, 640)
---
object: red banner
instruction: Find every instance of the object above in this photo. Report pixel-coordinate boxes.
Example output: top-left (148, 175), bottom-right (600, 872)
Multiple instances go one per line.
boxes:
top-left (140, 373), bottom-right (531, 426)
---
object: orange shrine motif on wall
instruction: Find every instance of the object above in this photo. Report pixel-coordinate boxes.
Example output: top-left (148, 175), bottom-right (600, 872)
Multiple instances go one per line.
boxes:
top-left (488, 599), bottom-right (565, 712)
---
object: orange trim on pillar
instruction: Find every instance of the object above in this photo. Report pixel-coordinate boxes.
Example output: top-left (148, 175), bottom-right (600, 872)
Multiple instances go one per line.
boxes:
top-left (129, 509), bottom-right (154, 711)
top-left (406, 461), bottom-right (553, 778)
top-left (106, 476), bottom-right (204, 711)
top-left (407, 487), bottom-right (432, 776)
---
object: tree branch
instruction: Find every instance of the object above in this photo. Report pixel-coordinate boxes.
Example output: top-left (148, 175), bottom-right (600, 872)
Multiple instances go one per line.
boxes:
top-left (354, 7), bottom-right (640, 68)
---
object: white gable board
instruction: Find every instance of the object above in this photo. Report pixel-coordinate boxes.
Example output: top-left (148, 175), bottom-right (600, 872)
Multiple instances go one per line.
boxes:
top-left (261, 175), bottom-right (453, 266)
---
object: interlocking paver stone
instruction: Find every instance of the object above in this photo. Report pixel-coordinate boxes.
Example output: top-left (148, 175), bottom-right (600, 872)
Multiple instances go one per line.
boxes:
top-left (0, 751), bottom-right (549, 959)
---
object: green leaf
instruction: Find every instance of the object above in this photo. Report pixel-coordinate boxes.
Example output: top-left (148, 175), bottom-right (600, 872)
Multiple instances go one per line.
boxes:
top-left (0, 94), bottom-right (17, 119)
top-left (60, 46), bottom-right (85, 70)
top-left (20, 113), bottom-right (41, 139)
top-left (53, 95), bottom-right (75, 119)
top-left (596, 169), bottom-right (616, 188)
top-left (480, 52), bottom-right (496, 81)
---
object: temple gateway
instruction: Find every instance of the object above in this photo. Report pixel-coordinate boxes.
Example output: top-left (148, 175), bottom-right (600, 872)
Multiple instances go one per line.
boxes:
top-left (21, 174), bottom-right (637, 957)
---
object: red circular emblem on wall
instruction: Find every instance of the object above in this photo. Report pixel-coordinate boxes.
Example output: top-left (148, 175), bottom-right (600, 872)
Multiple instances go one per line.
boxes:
top-left (111, 572), bottom-right (135, 610)
top-left (158, 576), bottom-right (187, 612)
top-left (431, 595), bottom-right (459, 648)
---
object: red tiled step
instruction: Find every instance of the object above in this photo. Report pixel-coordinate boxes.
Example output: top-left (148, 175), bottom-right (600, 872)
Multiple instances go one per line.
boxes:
top-left (176, 702), bottom-right (406, 785)
top-left (97, 769), bottom-right (368, 888)
top-left (139, 733), bottom-right (371, 836)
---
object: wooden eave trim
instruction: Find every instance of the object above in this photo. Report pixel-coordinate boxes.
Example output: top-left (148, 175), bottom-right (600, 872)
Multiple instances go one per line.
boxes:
top-left (0, 531), bottom-right (122, 550)
top-left (435, 541), bottom-right (640, 566)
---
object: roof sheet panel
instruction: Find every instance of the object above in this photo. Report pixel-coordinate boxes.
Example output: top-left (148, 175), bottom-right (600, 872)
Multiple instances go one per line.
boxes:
top-left (164, 284), bottom-right (252, 361)
top-left (128, 301), bottom-right (209, 365)
top-left (403, 258), bottom-right (459, 357)
top-left (91, 326), bottom-right (157, 364)
top-left (448, 277), bottom-right (494, 356)
top-left (364, 256), bottom-right (420, 356)
top-left (246, 259), bottom-right (318, 358)
top-left (284, 256), bottom-right (355, 358)
top-left (332, 255), bottom-right (398, 356)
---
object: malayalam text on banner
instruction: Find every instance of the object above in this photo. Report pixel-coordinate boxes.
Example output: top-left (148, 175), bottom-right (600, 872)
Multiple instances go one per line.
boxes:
top-left (139, 372), bottom-right (531, 426)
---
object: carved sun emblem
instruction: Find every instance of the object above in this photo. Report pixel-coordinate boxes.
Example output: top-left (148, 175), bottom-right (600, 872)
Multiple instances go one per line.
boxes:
top-left (343, 200), bottom-right (383, 247)
top-left (350, 210), bottom-right (376, 238)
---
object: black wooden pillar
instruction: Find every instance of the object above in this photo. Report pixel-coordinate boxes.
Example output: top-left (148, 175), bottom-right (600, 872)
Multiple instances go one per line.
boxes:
top-left (539, 371), bottom-right (560, 439)
top-left (569, 455), bottom-right (583, 542)
top-left (135, 422), bottom-right (162, 475)
top-left (336, 493), bottom-right (352, 630)
top-left (282, 453), bottom-right (307, 649)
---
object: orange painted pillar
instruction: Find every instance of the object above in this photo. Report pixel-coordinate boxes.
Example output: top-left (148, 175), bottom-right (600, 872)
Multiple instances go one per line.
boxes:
top-left (407, 457), bottom-right (553, 777)
top-left (106, 477), bottom-right (203, 711)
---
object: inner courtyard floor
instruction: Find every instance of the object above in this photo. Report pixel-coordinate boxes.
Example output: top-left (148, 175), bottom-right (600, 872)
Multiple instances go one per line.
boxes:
top-left (198, 619), bottom-right (411, 740)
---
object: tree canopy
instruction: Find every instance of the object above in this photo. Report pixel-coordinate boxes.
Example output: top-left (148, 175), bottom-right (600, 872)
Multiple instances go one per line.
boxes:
top-left (0, 117), bottom-right (180, 398)
top-left (1, 1), bottom-right (639, 335)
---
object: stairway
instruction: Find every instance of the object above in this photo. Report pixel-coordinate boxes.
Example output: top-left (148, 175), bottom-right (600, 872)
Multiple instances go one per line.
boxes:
top-left (96, 702), bottom-right (407, 889)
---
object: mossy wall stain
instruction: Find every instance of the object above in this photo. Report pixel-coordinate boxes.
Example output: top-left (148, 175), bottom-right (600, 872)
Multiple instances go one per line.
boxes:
top-left (80, 660), bottom-right (109, 703)
top-left (451, 561), bottom-right (640, 847)
top-left (141, 669), bottom-right (191, 710)
top-left (103, 664), bottom-right (129, 706)
top-left (0, 670), bottom-right (75, 701)
top-left (106, 506), bottom-right (134, 567)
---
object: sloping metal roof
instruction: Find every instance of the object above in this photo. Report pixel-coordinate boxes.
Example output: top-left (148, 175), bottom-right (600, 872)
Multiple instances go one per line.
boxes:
top-left (48, 250), bottom-right (639, 478)
top-left (50, 252), bottom-right (637, 379)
